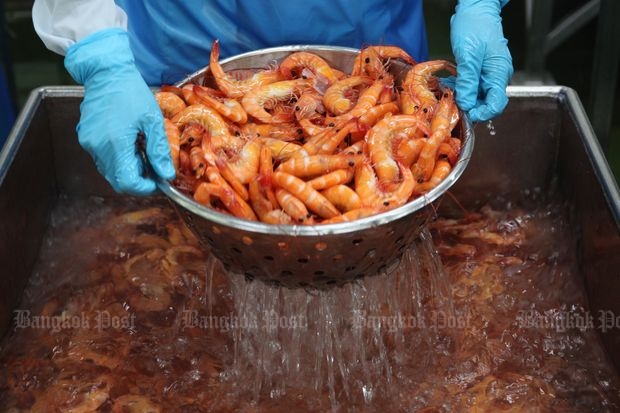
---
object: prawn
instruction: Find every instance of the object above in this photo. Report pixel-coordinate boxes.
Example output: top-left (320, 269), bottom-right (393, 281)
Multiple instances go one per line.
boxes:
top-left (366, 114), bottom-right (431, 183)
top-left (275, 188), bottom-right (314, 224)
top-left (241, 79), bottom-right (313, 124)
top-left (222, 138), bottom-right (262, 184)
top-left (294, 90), bottom-right (326, 121)
top-left (163, 118), bottom-right (181, 171)
top-left (273, 171), bottom-right (340, 219)
top-left (401, 59), bottom-right (456, 119)
top-left (413, 159), bottom-right (452, 195)
top-left (351, 45), bottom-right (416, 79)
top-left (413, 90), bottom-right (460, 182)
top-left (193, 85), bottom-right (248, 124)
top-left (189, 146), bottom-right (209, 179)
top-left (205, 167), bottom-right (257, 221)
top-left (307, 168), bottom-right (355, 191)
top-left (260, 137), bottom-right (307, 161)
top-left (262, 209), bottom-right (296, 225)
top-left (155, 91), bottom-right (186, 119)
top-left (277, 153), bottom-right (362, 177)
top-left (209, 39), bottom-right (285, 98)
top-left (355, 159), bottom-right (415, 212)
top-left (279, 51), bottom-right (340, 85)
top-left (241, 122), bottom-right (303, 141)
top-left (321, 184), bottom-right (362, 212)
top-left (357, 101), bottom-right (400, 128)
top-left (320, 207), bottom-right (380, 224)
top-left (172, 104), bottom-right (241, 152)
top-left (249, 180), bottom-right (276, 221)
top-left (322, 76), bottom-right (373, 115)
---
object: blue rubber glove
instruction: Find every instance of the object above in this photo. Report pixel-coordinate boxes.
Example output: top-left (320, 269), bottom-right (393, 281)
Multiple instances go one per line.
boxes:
top-left (64, 28), bottom-right (175, 195)
top-left (450, 0), bottom-right (513, 122)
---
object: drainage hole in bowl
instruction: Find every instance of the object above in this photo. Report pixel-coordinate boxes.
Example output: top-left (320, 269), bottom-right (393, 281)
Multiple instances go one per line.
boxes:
top-left (297, 257), bottom-right (309, 263)
top-left (280, 270), bottom-right (294, 277)
top-left (263, 255), bottom-right (274, 261)
top-left (314, 242), bottom-right (328, 251)
top-left (352, 238), bottom-right (363, 246)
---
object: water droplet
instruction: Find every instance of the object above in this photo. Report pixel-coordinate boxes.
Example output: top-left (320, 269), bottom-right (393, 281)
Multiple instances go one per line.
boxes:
top-left (486, 120), bottom-right (496, 136)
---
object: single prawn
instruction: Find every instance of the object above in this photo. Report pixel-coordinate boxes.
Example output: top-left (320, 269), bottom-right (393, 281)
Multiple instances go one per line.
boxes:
top-left (259, 137), bottom-right (307, 161)
top-left (275, 188), bottom-right (314, 224)
top-left (413, 90), bottom-right (460, 182)
top-left (241, 122), bottom-right (304, 141)
top-left (277, 153), bottom-right (362, 178)
top-left (357, 101), bottom-right (400, 129)
top-left (320, 184), bottom-right (362, 212)
top-left (241, 79), bottom-right (313, 123)
top-left (413, 159), bottom-right (452, 195)
top-left (172, 104), bottom-right (242, 152)
top-left (354, 159), bottom-right (415, 212)
top-left (261, 209), bottom-right (296, 225)
top-left (205, 167), bottom-right (257, 221)
top-left (366, 114), bottom-right (431, 183)
top-left (294, 90), bottom-right (326, 121)
top-left (320, 207), bottom-right (380, 224)
top-left (179, 122), bottom-right (206, 147)
top-left (193, 85), bottom-right (248, 124)
top-left (322, 76), bottom-right (373, 115)
top-left (351, 45), bottom-right (416, 78)
top-left (249, 179), bottom-right (276, 222)
top-left (279, 51), bottom-right (340, 85)
top-left (163, 118), bottom-right (181, 171)
top-left (401, 59), bottom-right (456, 119)
top-left (155, 91), bottom-right (187, 119)
top-left (307, 168), bottom-right (355, 191)
top-left (209, 39), bottom-right (285, 98)
top-left (189, 146), bottom-right (209, 179)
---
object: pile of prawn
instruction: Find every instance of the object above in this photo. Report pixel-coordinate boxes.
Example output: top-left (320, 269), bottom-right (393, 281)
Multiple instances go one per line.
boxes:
top-left (155, 40), bottom-right (462, 225)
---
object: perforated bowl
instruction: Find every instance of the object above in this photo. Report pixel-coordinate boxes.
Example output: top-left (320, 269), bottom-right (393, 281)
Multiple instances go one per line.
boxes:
top-left (156, 45), bottom-right (474, 289)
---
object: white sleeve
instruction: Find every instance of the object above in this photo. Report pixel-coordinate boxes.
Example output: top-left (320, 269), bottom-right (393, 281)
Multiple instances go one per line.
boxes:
top-left (32, 0), bottom-right (128, 55)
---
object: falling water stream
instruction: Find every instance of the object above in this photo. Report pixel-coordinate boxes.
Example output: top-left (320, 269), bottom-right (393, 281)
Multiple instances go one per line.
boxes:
top-left (217, 227), bottom-right (455, 409)
top-left (1, 196), bottom-right (620, 412)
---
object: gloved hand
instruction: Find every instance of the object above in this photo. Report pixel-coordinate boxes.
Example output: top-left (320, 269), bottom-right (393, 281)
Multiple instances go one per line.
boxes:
top-left (450, 0), bottom-right (513, 122)
top-left (64, 28), bottom-right (175, 195)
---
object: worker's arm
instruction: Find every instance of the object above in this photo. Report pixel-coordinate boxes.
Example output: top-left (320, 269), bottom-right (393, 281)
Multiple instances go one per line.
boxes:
top-left (32, 1), bottom-right (174, 195)
top-left (450, 0), bottom-right (513, 122)
top-left (32, 0), bottom-right (127, 54)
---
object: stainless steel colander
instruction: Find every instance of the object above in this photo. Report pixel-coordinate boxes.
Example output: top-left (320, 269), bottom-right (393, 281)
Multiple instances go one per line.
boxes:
top-left (155, 45), bottom-right (474, 289)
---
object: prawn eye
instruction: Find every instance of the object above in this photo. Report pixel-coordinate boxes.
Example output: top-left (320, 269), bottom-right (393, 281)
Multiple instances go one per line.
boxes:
top-left (364, 57), bottom-right (370, 64)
